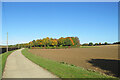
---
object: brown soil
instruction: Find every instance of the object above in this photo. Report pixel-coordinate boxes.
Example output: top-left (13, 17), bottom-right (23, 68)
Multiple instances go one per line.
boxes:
top-left (28, 45), bottom-right (119, 77)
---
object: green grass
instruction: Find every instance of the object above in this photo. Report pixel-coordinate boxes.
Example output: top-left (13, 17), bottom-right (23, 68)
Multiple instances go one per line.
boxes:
top-left (21, 48), bottom-right (117, 80)
top-left (30, 46), bottom-right (99, 49)
top-left (80, 46), bottom-right (99, 48)
top-left (0, 50), bottom-right (15, 79)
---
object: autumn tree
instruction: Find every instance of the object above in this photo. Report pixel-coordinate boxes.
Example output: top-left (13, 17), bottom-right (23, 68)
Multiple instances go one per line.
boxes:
top-left (32, 40), bottom-right (36, 47)
top-left (51, 39), bottom-right (58, 46)
top-left (58, 37), bottom-right (65, 46)
top-left (29, 41), bottom-right (33, 48)
top-left (42, 37), bottom-right (52, 47)
top-left (64, 37), bottom-right (73, 46)
top-left (99, 42), bottom-right (101, 45)
top-left (17, 36), bottom-right (80, 48)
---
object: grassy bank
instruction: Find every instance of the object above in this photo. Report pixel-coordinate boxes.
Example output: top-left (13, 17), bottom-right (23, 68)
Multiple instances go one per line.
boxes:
top-left (22, 49), bottom-right (117, 79)
top-left (0, 50), bottom-right (15, 79)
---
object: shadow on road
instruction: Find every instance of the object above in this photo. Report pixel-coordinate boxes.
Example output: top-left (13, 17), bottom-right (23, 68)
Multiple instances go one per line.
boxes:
top-left (88, 59), bottom-right (120, 77)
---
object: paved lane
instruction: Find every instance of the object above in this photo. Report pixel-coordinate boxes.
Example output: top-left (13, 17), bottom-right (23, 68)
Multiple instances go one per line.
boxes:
top-left (3, 49), bottom-right (58, 78)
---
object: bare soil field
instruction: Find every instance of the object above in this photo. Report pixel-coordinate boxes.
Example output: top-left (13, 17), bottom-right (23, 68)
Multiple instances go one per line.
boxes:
top-left (29, 45), bottom-right (119, 77)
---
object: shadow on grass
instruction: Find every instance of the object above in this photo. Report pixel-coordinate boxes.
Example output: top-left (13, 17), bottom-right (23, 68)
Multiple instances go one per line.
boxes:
top-left (88, 59), bottom-right (120, 78)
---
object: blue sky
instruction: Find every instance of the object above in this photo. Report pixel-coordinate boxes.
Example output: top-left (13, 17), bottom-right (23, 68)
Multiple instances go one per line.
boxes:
top-left (2, 2), bottom-right (118, 45)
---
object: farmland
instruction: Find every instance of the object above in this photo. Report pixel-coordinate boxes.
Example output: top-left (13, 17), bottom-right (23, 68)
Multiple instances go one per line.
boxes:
top-left (29, 45), bottom-right (119, 77)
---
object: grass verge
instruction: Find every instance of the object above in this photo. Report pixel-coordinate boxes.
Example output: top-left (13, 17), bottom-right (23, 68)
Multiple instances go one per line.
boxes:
top-left (21, 48), bottom-right (118, 80)
top-left (30, 46), bottom-right (99, 49)
top-left (0, 50), bottom-right (15, 79)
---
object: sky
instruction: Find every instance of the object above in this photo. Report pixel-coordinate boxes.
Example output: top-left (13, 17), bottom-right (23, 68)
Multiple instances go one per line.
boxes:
top-left (2, 0), bottom-right (119, 2)
top-left (1, 0), bottom-right (120, 2)
top-left (1, 2), bottom-right (118, 45)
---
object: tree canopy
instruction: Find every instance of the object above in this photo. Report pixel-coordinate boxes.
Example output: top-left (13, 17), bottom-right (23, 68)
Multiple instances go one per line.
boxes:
top-left (13, 37), bottom-right (80, 48)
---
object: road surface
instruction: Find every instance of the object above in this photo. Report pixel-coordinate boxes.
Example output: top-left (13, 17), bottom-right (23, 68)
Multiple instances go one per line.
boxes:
top-left (2, 49), bottom-right (58, 78)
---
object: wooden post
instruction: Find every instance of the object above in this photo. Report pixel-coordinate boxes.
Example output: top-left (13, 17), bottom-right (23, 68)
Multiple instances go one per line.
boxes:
top-left (7, 32), bottom-right (8, 52)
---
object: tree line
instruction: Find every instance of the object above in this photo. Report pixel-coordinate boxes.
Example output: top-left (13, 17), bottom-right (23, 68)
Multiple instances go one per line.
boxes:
top-left (10, 37), bottom-right (80, 48)
top-left (82, 42), bottom-right (112, 46)
top-left (8, 38), bottom-right (119, 48)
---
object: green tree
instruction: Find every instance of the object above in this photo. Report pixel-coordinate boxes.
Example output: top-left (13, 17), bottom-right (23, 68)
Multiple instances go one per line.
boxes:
top-left (95, 43), bottom-right (98, 45)
top-left (89, 42), bottom-right (93, 46)
top-left (82, 43), bottom-right (89, 46)
top-left (75, 37), bottom-right (80, 45)
top-left (104, 42), bottom-right (108, 45)
top-left (32, 40), bottom-right (36, 47)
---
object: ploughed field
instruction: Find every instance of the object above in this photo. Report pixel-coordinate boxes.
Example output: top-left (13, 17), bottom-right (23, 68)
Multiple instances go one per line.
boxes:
top-left (29, 45), bottom-right (119, 77)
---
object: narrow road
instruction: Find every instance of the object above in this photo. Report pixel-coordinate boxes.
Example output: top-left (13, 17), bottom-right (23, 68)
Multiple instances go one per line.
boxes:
top-left (2, 49), bottom-right (58, 78)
